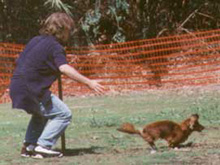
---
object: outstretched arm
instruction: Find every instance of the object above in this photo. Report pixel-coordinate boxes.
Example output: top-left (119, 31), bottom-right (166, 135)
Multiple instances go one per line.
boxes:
top-left (59, 64), bottom-right (105, 95)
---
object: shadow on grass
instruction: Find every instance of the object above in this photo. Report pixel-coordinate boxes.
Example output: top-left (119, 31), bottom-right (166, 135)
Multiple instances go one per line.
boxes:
top-left (59, 146), bottom-right (104, 156)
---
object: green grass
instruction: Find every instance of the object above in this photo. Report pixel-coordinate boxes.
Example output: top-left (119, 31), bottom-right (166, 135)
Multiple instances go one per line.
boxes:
top-left (1, 87), bottom-right (220, 165)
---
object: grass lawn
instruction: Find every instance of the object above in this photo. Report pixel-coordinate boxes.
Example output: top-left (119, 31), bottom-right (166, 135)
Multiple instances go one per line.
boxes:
top-left (0, 86), bottom-right (220, 165)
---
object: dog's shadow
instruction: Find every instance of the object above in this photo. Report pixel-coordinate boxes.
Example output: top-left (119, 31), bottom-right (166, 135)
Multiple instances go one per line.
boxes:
top-left (178, 142), bottom-right (193, 148)
top-left (57, 143), bottom-right (194, 156)
top-left (58, 146), bottom-right (104, 156)
top-left (155, 142), bottom-right (194, 152)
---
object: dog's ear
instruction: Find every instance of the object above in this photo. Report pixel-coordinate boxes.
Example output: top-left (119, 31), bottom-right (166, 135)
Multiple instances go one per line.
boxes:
top-left (191, 114), bottom-right (199, 119)
top-left (189, 114), bottom-right (199, 129)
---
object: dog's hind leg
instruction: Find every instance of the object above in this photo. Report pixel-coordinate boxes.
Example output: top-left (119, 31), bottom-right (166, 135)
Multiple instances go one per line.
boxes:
top-left (141, 133), bottom-right (157, 154)
top-left (148, 142), bottom-right (157, 154)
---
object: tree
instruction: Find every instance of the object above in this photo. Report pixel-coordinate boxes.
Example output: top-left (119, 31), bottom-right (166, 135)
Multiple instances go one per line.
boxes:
top-left (1, 0), bottom-right (220, 45)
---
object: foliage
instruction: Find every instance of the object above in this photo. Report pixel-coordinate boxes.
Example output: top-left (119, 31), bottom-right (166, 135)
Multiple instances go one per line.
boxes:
top-left (1, 0), bottom-right (220, 45)
top-left (44, 0), bottom-right (73, 16)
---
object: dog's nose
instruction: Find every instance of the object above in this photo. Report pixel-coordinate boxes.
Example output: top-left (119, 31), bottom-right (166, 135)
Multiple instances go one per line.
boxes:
top-left (199, 126), bottom-right (205, 131)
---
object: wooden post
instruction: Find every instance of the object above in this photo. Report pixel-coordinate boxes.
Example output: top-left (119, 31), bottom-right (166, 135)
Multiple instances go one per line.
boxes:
top-left (58, 75), bottom-right (66, 153)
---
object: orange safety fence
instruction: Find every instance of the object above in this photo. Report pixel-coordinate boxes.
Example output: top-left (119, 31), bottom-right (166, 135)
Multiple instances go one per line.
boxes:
top-left (1, 29), bottom-right (220, 103)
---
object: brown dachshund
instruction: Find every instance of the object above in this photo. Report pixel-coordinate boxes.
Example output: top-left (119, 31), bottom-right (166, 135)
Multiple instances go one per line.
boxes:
top-left (117, 114), bottom-right (204, 153)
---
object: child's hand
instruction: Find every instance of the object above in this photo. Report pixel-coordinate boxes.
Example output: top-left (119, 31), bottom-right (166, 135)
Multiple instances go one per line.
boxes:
top-left (87, 80), bottom-right (105, 95)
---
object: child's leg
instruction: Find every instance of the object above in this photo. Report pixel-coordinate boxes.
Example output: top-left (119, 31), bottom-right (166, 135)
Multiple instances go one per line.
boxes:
top-left (37, 94), bottom-right (72, 148)
top-left (25, 114), bottom-right (47, 144)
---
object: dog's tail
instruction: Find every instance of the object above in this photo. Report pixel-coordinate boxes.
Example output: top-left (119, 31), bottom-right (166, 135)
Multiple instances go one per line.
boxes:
top-left (117, 123), bottom-right (141, 135)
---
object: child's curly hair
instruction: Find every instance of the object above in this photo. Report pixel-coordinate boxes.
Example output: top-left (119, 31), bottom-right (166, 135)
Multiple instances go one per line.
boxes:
top-left (39, 12), bottom-right (74, 44)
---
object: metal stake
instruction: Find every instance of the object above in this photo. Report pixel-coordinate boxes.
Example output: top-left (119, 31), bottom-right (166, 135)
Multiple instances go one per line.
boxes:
top-left (58, 75), bottom-right (66, 153)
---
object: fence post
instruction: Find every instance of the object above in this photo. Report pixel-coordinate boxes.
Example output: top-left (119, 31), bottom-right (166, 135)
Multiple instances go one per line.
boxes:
top-left (58, 75), bottom-right (66, 153)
